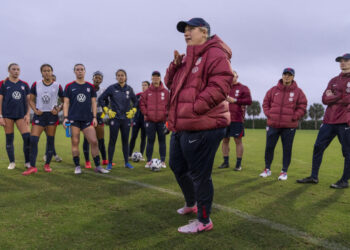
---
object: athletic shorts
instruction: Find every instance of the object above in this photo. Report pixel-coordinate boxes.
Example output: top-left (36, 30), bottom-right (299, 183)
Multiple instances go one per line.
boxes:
top-left (70, 120), bottom-right (93, 130)
top-left (32, 112), bottom-right (59, 127)
top-left (225, 122), bottom-right (244, 138)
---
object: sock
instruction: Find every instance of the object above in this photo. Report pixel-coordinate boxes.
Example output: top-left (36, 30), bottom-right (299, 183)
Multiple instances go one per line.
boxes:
top-left (22, 133), bottom-right (30, 163)
top-left (236, 158), bottom-right (242, 168)
top-left (6, 133), bottom-right (15, 162)
top-left (224, 156), bottom-right (229, 164)
top-left (83, 137), bottom-right (90, 162)
top-left (93, 155), bottom-right (101, 167)
top-left (29, 136), bottom-right (39, 167)
top-left (46, 136), bottom-right (55, 164)
top-left (73, 156), bottom-right (80, 167)
top-left (98, 138), bottom-right (107, 161)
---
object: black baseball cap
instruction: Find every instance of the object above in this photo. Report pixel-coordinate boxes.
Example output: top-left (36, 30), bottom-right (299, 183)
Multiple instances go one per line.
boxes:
top-left (152, 71), bottom-right (161, 76)
top-left (93, 70), bottom-right (103, 77)
top-left (283, 68), bottom-right (295, 76)
top-left (177, 17), bottom-right (210, 34)
top-left (335, 53), bottom-right (350, 62)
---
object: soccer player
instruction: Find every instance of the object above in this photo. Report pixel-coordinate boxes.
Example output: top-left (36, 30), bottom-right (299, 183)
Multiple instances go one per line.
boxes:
top-left (63, 64), bottom-right (109, 174)
top-left (140, 71), bottom-right (169, 168)
top-left (128, 81), bottom-right (150, 161)
top-left (164, 18), bottom-right (233, 233)
top-left (261, 68), bottom-right (307, 180)
top-left (22, 64), bottom-right (64, 175)
top-left (0, 63), bottom-right (31, 170)
top-left (82, 71), bottom-right (108, 168)
top-left (297, 53), bottom-right (350, 189)
top-left (218, 70), bottom-right (252, 171)
top-left (98, 69), bottom-right (137, 170)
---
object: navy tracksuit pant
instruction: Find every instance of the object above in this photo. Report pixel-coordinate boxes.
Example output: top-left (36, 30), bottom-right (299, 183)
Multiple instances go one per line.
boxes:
top-left (169, 128), bottom-right (225, 224)
top-left (145, 122), bottom-right (166, 162)
top-left (108, 118), bottom-right (130, 164)
top-left (311, 123), bottom-right (350, 182)
top-left (129, 121), bottom-right (146, 156)
top-left (265, 127), bottom-right (296, 172)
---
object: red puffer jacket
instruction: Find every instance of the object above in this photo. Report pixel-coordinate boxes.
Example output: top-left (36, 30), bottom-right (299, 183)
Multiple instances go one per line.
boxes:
top-left (322, 73), bottom-right (350, 124)
top-left (140, 82), bottom-right (169, 123)
top-left (164, 35), bottom-right (233, 132)
top-left (228, 83), bottom-right (252, 122)
top-left (263, 80), bottom-right (307, 128)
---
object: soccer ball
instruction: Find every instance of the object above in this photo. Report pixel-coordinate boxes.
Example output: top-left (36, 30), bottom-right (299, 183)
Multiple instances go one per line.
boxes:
top-left (131, 152), bottom-right (142, 162)
top-left (150, 158), bottom-right (162, 172)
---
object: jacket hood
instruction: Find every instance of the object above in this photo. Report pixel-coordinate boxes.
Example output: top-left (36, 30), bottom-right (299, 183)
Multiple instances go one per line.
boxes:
top-left (188, 35), bottom-right (232, 60)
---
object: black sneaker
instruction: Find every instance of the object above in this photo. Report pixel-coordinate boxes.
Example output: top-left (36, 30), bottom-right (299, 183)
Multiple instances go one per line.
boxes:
top-left (234, 166), bottom-right (242, 171)
top-left (296, 176), bottom-right (319, 184)
top-left (330, 180), bottom-right (349, 189)
top-left (218, 162), bottom-right (229, 169)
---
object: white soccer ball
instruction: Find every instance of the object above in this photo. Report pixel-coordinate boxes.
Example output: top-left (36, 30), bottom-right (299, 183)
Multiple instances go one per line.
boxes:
top-left (131, 152), bottom-right (142, 162)
top-left (150, 158), bottom-right (162, 172)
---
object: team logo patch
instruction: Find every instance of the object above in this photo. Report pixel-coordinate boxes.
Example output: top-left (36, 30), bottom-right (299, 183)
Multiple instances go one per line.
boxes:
top-left (290, 92), bottom-right (294, 97)
top-left (126, 91), bottom-right (129, 95)
top-left (87, 88), bottom-right (90, 92)
top-left (77, 93), bottom-right (86, 103)
top-left (35, 120), bottom-right (39, 124)
top-left (12, 91), bottom-right (21, 100)
top-left (42, 94), bottom-right (51, 104)
top-left (346, 88), bottom-right (350, 93)
top-left (161, 92), bottom-right (165, 96)
top-left (21, 86), bottom-right (25, 90)
top-left (192, 66), bottom-right (199, 74)
top-left (347, 82), bottom-right (350, 87)
top-left (195, 57), bottom-right (202, 66)
top-left (289, 98), bottom-right (294, 102)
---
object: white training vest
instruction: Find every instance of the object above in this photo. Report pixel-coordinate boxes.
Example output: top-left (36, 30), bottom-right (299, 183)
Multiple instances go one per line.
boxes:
top-left (36, 80), bottom-right (60, 112)
top-left (96, 87), bottom-right (105, 113)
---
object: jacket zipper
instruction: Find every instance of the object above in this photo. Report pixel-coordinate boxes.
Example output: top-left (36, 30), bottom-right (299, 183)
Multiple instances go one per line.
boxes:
top-left (279, 87), bottom-right (286, 127)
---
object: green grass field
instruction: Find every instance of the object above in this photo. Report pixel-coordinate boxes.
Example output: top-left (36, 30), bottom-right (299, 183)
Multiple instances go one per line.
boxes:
top-left (0, 127), bottom-right (349, 249)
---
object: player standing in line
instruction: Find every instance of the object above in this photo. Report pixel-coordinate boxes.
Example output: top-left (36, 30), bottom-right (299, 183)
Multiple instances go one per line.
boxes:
top-left (63, 64), bottom-right (109, 174)
top-left (128, 81), bottom-right (150, 161)
top-left (140, 71), bottom-right (170, 168)
top-left (218, 70), bottom-right (252, 171)
top-left (0, 63), bottom-right (31, 170)
top-left (98, 69), bottom-right (137, 170)
top-left (22, 64), bottom-right (64, 175)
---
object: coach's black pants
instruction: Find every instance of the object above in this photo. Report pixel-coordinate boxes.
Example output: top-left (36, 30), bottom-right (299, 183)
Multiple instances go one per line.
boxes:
top-left (108, 118), bottom-right (130, 164)
top-left (265, 127), bottom-right (296, 172)
top-left (311, 123), bottom-right (350, 182)
top-left (129, 121), bottom-right (146, 156)
top-left (145, 122), bottom-right (166, 162)
top-left (169, 128), bottom-right (225, 224)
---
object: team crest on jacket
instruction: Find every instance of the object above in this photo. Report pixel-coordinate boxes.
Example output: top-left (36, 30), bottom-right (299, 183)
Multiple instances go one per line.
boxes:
top-left (235, 90), bottom-right (240, 97)
top-left (290, 92), bottom-right (294, 97)
top-left (195, 57), bottom-right (202, 66)
top-left (289, 98), bottom-right (293, 102)
top-left (192, 66), bottom-right (199, 74)
top-left (87, 88), bottom-right (90, 92)
top-left (21, 86), bottom-right (25, 90)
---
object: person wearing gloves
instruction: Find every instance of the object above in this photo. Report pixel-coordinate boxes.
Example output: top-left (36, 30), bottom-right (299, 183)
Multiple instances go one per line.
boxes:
top-left (98, 69), bottom-right (137, 170)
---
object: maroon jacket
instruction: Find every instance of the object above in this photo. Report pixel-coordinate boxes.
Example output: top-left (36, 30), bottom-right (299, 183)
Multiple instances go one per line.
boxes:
top-left (140, 82), bottom-right (169, 123)
top-left (322, 73), bottom-right (350, 124)
top-left (228, 82), bottom-right (252, 122)
top-left (263, 80), bottom-right (307, 128)
top-left (164, 35), bottom-right (233, 132)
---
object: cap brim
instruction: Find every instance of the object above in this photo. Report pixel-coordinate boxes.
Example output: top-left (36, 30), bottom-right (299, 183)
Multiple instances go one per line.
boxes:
top-left (336, 56), bottom-right (344, 62)
top-left (177, 21), bottom-right (189, 33)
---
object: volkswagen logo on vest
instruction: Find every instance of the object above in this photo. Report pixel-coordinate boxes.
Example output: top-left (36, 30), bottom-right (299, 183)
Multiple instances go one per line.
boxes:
top-left (77, 93), bottom-right (86, 103)
top-left (12, 91), bottom-right (21, 100)
top-left (42, 94), bottom-right (51, 104)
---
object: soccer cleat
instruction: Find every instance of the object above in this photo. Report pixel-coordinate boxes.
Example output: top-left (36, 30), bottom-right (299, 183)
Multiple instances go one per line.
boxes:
top-left (125, 162), bottom-right (134, 169)
top-left (85, 161), bottom-right (92, 169)
top-left (178, 219), bottom-right (213, 234)
top-left (296, 176), bottom-right (319, 184)
top-left (54, 155), bottom-right (62, 162)
top-left (7, 162), bottom-right (16, 170)
top-left (260, 168), bottom-right (271, 178)
top-left (330, 180), bottom-right (349, 189)
top-left (95, 166), bottom-right (109, 174)
top-left (278, 171), bottom-right (288, 181)
top-left (106, 163), bottom-right (113, 171)
top-left (145, 161), bottom-right (152, 169)
top-left (161, 162), bottom-right (166, 168)
top-left (177, 204), bottom-right (198, 215)
top-left (22, 167), bottom-right (38, 176)
top-left (74, 166), bottom-right (82, 175)
top-left (234, 166), bottom-right (242, 171)
top-left (43, 155), bottom-right (47, 162)
top-left (102, 160), bottom-right (109, 165)
top-left (24, 162), bottom-right (31, 169)
top-left (218, 162), bottom-right (229, 169)
top-left (44, 164), bottom-right (52, 172)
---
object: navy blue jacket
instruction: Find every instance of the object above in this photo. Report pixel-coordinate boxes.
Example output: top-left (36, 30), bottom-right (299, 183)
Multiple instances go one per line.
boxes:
top-left (98, 83), bottom-right (137, 120)
top-left (132, 92), bottom-right (145, 124)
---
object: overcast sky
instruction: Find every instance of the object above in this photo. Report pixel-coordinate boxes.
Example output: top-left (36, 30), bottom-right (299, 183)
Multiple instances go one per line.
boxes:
top-left (1, 0), bottom-right (349, 112)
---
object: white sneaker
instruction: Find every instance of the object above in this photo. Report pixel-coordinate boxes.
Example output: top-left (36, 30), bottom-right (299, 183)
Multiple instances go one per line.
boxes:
top-left (145, 161), bottom-right (151, 168)
top-left (161, 162), bottom-right (167, 168)
top-left (74, 166), bottom-right (82, 174)
top-left (43, 155), bottom-right (47, 162)
top-left (177, 204), bottom-right (198, 215)
top-left (54, 155), bottom-right (62, 162)
top-left (95, 166), bottom-right (109, 174)
top-left (8, 162), bottom-right (16, 170)
top-left (278, 171), bottom-right (288, 181)
top-left (140, 156), bottom-right (146, 162)
top-left (260, 168), bottom-right (271, 178)
top-left (24, 162), bottom-right (30, 169)
top-left (178, 219), bottom-right (213, 234)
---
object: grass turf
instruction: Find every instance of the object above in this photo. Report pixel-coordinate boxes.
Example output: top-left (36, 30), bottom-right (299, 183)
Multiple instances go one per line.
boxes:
top-left (0, 127), bottom-right (349, 249)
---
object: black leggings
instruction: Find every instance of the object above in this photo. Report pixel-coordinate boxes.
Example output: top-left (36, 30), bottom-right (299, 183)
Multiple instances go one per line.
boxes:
top-left (129, 121), bottom-right (146, 156)
top-left (108, 119), bottom-right (130, 164)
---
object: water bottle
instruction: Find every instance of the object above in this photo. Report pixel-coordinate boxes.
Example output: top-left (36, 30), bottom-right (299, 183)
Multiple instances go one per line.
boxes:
top-left (65, 121), bottom-right (71, 137)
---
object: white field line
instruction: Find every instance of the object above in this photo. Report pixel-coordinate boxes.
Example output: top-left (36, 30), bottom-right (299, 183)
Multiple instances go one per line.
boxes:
top-left (90, 172), bottom-right (349, 250)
